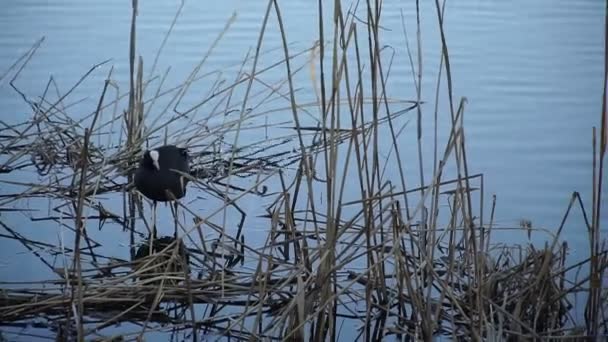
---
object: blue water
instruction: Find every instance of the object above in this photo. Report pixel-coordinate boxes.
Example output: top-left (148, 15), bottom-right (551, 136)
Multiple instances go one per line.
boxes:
top-left (1, 0), bottom-right (606, 340)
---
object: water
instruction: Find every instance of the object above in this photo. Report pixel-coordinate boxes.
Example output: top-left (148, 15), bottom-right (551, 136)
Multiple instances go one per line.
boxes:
top-left (1, 0), bottom-right (606, 340)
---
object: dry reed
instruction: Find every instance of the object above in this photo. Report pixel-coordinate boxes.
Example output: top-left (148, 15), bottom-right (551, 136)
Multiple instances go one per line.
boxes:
top-left (0, 0), bottom-right (606, 341)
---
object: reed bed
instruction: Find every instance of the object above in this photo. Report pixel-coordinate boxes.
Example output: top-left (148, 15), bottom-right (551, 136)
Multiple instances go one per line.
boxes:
top-left (0, 0), bottom-right (606, 341)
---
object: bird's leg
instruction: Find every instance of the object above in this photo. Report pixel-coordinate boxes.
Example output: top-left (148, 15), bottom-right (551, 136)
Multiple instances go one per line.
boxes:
top-left (149, 200), bottom-right (157, 255)
top-left (172, 200), bottom-right (179, 239)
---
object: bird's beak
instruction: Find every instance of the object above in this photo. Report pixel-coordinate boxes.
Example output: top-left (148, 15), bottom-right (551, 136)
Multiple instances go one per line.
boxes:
top-left (149, 150), bottom-right (161, 171)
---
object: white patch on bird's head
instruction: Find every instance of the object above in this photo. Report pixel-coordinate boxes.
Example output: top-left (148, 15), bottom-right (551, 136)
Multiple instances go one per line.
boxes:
top-left (149, 150), bottom-right (160, 170)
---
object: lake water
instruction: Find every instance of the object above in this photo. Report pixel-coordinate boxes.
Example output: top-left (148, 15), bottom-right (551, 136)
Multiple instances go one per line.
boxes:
top-left (1, 0), bottom-right (606, 340)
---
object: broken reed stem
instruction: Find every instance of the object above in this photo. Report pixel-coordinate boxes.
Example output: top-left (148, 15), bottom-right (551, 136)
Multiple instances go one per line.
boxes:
top-left (126, 0), bottom-right (141, 266)
top-left (70, 69), bottom-right (111, 342)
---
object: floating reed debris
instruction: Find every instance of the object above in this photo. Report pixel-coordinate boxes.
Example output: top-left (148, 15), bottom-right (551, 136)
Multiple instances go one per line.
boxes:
top-left (0, 0), bottom-right (606, 341)
top-left (132, 236), bottom-right (191, 283)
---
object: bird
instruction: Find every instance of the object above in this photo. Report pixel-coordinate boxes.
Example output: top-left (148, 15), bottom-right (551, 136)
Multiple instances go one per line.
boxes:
top-left (134, 145), bottom-right (190, 240)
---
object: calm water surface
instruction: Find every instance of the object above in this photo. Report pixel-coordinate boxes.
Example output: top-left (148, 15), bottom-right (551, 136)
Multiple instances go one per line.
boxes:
top-left (0, 0), bottom-right (606, 339)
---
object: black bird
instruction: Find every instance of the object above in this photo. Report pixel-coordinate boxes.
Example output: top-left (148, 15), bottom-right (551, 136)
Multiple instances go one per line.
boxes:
top-left (134, 145), bottom-right (190, 238)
